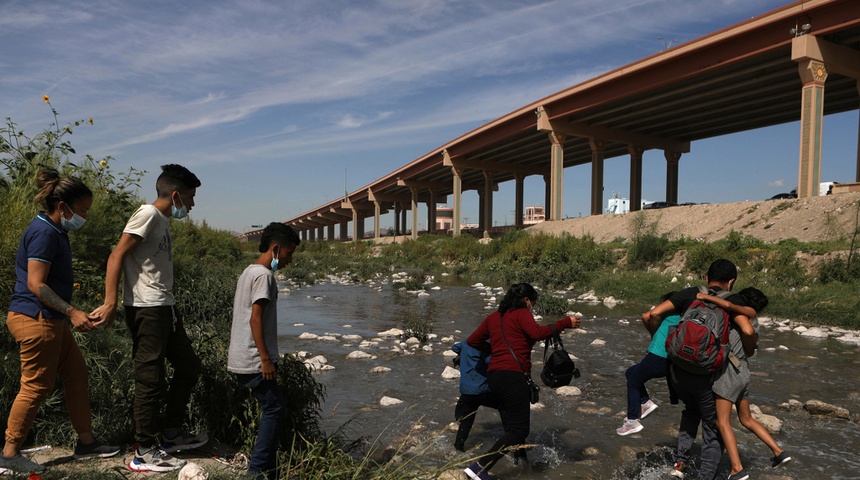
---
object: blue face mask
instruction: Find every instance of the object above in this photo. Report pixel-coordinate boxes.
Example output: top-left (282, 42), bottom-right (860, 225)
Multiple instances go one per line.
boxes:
top-left (61, 205), bottom-right (86, 231)
top-left (171, 193), bottom-right (188, 219)
top-left (270, 247), bottom-right (280, 272)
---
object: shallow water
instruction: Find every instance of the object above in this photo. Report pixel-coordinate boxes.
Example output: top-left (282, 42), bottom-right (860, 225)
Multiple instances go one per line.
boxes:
top-left (276, 278), bottom-right (860, 479)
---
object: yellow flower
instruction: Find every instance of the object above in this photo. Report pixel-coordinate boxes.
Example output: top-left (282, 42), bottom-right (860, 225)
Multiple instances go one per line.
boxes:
top-left (88, 118), bottom-right (94, 125)
top-left (43, 95), bottom-right (50, 103)
top-left (96, 293), bottom-right (103, 301)
top-left (99, 160), bottom-right (107, 167)
top-left (73, 282), bottom-right (81, 289)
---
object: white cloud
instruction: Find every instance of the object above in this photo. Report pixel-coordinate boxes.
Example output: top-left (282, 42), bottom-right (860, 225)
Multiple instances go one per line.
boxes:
top-left (769, 180), bottom-right (785, 187)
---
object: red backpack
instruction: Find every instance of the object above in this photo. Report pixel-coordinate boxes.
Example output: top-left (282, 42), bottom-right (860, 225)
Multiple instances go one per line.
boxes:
top-left (665, 287), bottom-right (733, 375)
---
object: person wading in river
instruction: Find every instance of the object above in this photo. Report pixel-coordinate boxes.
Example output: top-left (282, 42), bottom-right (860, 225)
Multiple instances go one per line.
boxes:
top-left (464, 283), bottom-right (580, 480)
top-left (641, 259), bottom-right (751, 480)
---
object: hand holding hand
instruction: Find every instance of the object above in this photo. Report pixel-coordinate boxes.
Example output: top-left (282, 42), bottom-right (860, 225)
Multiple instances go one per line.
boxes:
top-left (70, 309), bottom-right (97, 332)
top-left (90, 303), bottom-right (117, 328)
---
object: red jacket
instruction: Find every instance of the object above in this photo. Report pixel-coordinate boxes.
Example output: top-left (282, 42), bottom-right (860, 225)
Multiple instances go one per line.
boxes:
top-left (467, 307), bottom-right (573, 374)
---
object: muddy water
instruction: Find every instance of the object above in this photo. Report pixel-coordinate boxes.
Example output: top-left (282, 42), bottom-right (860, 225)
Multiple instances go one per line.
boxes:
top-left (277, 278), bottom-right (860, 479)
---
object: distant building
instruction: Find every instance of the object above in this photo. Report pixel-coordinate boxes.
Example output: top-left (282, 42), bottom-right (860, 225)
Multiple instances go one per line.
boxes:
top-left (436, 207), bottom-right (454, 232)
top-left (523, 206), bottom-right (545, 225)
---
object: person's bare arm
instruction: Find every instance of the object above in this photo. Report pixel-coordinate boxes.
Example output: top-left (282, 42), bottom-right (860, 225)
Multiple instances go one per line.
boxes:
top-left (91, 233), bottom-right (142, 327)
top-left (732, 314), bottom-right (757, 357)
top-left (249, 299), bottom-right (276, 380)
top-left (697, 292), bottom-right (757, 319)
top-left (642, 299), bottom-right (674, 335)
top-left (27, 260), bottom-right (96, 331)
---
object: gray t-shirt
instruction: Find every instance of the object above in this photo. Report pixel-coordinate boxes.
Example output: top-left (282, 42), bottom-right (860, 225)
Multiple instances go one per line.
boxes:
top-left (122, 204), bottom-right (174, 307)
top-left (228, 264), bottom-right (279, 374)
top-left (729, 315), bottom-right (760, 360)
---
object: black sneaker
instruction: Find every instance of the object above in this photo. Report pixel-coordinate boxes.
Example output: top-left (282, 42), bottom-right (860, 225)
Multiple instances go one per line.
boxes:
top-left (771, 451), bottom-right (792, 468)
top-left (727, 469), bottom-right (749, 480)
top-left (0, 453), bottom-right (45, 473)
top-left (159, 430), bottom-right (209, 453)
top-left (73, 440), bottom-right (121, 460)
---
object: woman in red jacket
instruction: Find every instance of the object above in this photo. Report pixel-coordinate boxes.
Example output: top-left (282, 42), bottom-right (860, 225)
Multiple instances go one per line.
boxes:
top-left (464, 283), bottom-right (580, 480)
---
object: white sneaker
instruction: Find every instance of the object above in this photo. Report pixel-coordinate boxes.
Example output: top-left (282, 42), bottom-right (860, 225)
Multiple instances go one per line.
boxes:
top-left (128, 445), bottom-right (186, 472)
top-left (640, 399), bottom-right (658, 419)
top-left (616, 417), bottom-right (644, 436)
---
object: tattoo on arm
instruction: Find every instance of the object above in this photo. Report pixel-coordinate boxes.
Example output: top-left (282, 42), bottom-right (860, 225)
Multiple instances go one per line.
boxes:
top-left (38, 285), bottom-right (74, 316)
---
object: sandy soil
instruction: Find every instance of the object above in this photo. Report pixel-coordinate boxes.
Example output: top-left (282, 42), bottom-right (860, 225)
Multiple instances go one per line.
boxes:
top-left (527, 192), bottom-right (860, 245)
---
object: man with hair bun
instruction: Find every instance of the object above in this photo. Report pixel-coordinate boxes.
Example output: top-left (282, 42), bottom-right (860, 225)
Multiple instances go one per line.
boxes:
top-left (3, 169), bottom-right (119, 475)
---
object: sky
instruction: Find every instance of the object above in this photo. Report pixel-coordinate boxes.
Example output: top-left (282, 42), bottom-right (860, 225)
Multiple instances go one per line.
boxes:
top-left (1, 0), bottom-right (857, 233)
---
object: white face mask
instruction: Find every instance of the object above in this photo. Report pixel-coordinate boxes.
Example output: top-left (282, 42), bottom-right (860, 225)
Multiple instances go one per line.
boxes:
top-left (61, 205), bottom-right (86, 231)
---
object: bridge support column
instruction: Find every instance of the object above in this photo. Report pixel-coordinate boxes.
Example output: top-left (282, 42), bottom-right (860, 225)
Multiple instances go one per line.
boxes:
top-left (339, 222), bottom-right (348, 241)
top-left (427, 189), bottom-right (437, 234)
top-left (482, 171), bottom-right (494, 238)
top-left (301, 230), bottom-right (307, 242)
top-left (548, 132), bottom-right (566, 220)
top-left (373, 201), bottom-right (381, 239)
top-left (410, 187), bottom-right (419, 240)
top-left (317, 226), bottom-right (324, 241)
top-left (514, 174), bottom-right (524, 228)
top-left (327, 224), bottom-right (334, 240)
top-left (857, 82), bottom-right (860, 182)
top-left (664, 151), bottom-right (681, 204)
top-left (393, 203), bottom-right (401, 235)
top-left (308, 229), bottom-right (316, 242)
top-left (629, 145), bottom-right (644, 212)
top-left (590, 138), bottom-right (605, 215)
top-left (401, 205), bottom-right (407, 235)
top-left (351, 209), bottom-right (359, 242)
top-left (796, 59), bottom-right (828, 198)
top-left (451, 165), bottom-right (463, 236)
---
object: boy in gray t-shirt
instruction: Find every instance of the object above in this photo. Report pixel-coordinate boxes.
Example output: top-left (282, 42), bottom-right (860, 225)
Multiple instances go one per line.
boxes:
top-left (228, 222), bottom-right (300, 479)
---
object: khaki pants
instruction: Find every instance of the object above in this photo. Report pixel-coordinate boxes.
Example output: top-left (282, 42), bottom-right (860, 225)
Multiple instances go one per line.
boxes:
top-left (4, 311), bottom-right (92, 450)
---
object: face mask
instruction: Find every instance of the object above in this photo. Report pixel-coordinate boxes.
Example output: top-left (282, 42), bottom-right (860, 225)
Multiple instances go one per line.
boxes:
top-left (270, 247), bottom-right (279, 272)
top-left (61, 205), bottom-right (86, 231)
top-left (171, 193), bottom-right (188, 219)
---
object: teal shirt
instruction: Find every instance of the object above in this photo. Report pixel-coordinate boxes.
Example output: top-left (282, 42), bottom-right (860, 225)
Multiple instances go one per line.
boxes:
top-left (646, 314), bottom-right (681, 358)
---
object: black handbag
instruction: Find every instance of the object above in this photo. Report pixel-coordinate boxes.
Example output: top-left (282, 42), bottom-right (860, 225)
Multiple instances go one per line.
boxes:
top-left (540, 326), bottom-right (580, 388)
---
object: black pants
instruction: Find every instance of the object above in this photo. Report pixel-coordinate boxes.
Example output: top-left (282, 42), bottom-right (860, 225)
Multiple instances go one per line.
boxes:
top-left (125, 306), bottom-right (201, 443)
top-left (454, 392), bottom-right (499, 450)
top-left (479, 370), bottom-right (531, 471)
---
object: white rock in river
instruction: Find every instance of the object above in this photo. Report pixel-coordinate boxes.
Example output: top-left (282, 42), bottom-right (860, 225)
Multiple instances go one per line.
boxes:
top-left (370, 366), bottom-right (391, 373)
top-left (801, 327), bottom-right (828, 338)
top-left (441, 366), bottom-right (460, 379)
top-left (603, 296), bottom-right (620, 308)
top-left (529, 402), bottom-right (545, 410)
top-left (421, 345), bottom-right (433, 352)
top-left (298, 332), bottom-right (319, 340)
top-left (378, 328), bottom-right (404, 337)
top-left (346, 350), bottom-right (373, 359)
top-left (590, 339), bottom-right (606, 346)
top-left (380, 396), bottom-right (403, 406)
top-left (555, 386), bottom-right (582, 396)
top-left (752, 411), bottom-right (782, 434)
top-left (405, 337), bottom-right (420, 345)
top-left (318, 335), bottom-right (338, 342)
top-left (342, 334), bottom-right (363, 341)
top-left (304, 355), bottom-right (328, 370)
top-left (793, 325), bottom-right (808, 333)
top-left (442, 350), bottom-right (458, 357)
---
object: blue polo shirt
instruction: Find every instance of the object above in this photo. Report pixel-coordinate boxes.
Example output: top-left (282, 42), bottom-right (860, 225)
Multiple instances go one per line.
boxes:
top-left (9, 213), bottom-right (74, 320)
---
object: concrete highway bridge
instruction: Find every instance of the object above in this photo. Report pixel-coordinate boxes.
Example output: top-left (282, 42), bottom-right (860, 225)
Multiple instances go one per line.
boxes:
top-left (238, 0), bottom-right (860, 244)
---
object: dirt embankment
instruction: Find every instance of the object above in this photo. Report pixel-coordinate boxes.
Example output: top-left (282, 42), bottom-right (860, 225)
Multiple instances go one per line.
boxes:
top-left (528, 192), bottom-right (860, 245)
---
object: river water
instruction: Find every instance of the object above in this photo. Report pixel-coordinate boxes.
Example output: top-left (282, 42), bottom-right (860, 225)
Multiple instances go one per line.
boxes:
top-left (276, 276), bottom-right (860, 479)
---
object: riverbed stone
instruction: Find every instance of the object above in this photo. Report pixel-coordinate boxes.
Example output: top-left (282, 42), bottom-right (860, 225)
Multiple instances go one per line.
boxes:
top-left (442, 350), bottom-right (457, 357)
top-left (379, 328), bottom-right (404, 337)
top-left (405, 337), bottom-right (420, 344)
top-left (380, 396), bottom-right (403, 406)
top-left (347, 350), bottom-right (373, 359)
top-left (298, 332), bottom-right (319, 339)
top-left (779, 399), bottom-right (804, 411)
top-left (555, 386), bottom-right (582, 396)
top-left (342, 334), bottom-right (363, 341)
top-left (801, 327), bottom-right (828, 338)
top-left (441, 366), bottom-right (460, 379)
top-left (304, 355), bottom-right (328, 370)
top-left (370, 366), bottom-right (391, 373)
top-left (437, 469), bottom-right (467, 480)
top-left (752, 411), bottom-right (782, 434)
top-left (590, 339), bottom-right (606, 346)
top-left (422, 345), bottom-right (433, 352)
top-left (804, 399), bottom-right (850, 419)
top-left (792, 325), bottom-right (808, 333)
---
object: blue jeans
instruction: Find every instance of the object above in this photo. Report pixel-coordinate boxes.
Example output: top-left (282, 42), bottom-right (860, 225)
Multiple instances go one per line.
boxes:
top-left (236, 373), bottom-right (285, 478)
top-left (625, 352), bottom-right (669, 419)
